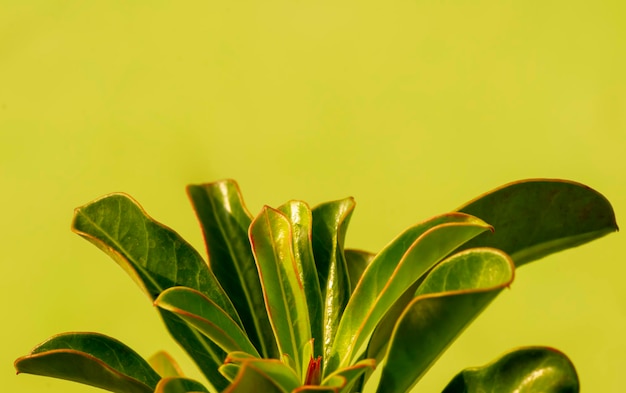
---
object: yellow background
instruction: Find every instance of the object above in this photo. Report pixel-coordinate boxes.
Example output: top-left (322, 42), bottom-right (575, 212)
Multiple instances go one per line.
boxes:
top-left (2, 2), bottom-right (624, 392)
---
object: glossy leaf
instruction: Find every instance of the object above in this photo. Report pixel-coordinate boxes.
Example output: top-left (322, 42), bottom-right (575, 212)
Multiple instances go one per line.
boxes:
top-left (328, 213), bottom-right (492, 374)
top-left (322, 359), bottom-right (376, 393)
top-left (154, 377), bottom-right (210, 393)
top-left (148, 351), bottom-right (184, 378)
top-left (456, 179), bottom-right (618, 267)
top-left (155, 287), bottom-right (260, 357)
top-left (279, 201), bottom-right (325, 360)
top-left (311, 198), bottom-right (355, 361)
top-left (15, 332), bottom-right (160, 393)
top-left (187, 180), bottom-right (278, 358)
top-left (442, 347), bottom-right (579, 393)
top-left (72, 193), bottom-right (235, 390)
top-left (250, 206), bottom-right (312, 379)
top-left (374, 248), bottom-right (515, 393)
top-left (223, 358), bottom-right (301, 393)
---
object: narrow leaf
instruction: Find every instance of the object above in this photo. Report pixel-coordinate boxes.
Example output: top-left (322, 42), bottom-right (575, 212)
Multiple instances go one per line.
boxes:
top-left (154, 377), bottom-right (210, 393)
top-left (72, 193), bottom-right (236, 391)
top-left (311, 198), bottom-right (355, 362)
top-left (322, 359), bottom-right (376, 393)
top-left (279, 201), bottom-right (325, 360)
top-left (187, 180), bottom-right (278, 358)
top-left (155, 287), bottom-right (260, 357)
top-left (344, 249), bottom-right (375, 294)
top-left (148, 351), bottom-right (184, 378)
top-left (375, 248), bottom-right (515, 393)
top-left (456, 179), bottom-right (618, 266)
top-left (15, 332), bottom-right (160, 393)
top-left (249, 206), bottom-right (312, 379)
top-left (442, 347), bottom-right (579, 393)
top-left (328, 213), bottom-right (492, 374)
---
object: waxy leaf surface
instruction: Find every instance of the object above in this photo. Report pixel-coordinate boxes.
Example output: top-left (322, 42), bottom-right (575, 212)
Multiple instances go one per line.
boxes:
top-left (15, 332), bottom-right (160, 393)
top-left (311, 198), bottom-right (355, 361)
top-left (442, 346), bottom-right (579, 393)
top-left (279, 201), bottom-right (324, 360)
top-left (155, 287), bottom-right (260, 357)
top-left (250, 206), bottom-right (312, 379)
top-left (188, 180), bottom-right (278, 358)
top-left (375, 248), bottom-right (514, 393)
top-left (457, 179), bottom-right (618, 266)
top-left (328, 213), bottom-right (492, 374)
top-left (72, 193), bottom-right (236, 390)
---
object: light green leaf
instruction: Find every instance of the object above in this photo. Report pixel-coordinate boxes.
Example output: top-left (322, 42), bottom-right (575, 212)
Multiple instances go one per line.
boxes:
top-left (155, 287), bottom-right (260, 357)
top-left (154, 377), bottom-right (210, 393)
top-left (311, 198), bottom-right (355, 362)
top-left (322, 359), bottom-right (376, 393)
top-left (187, 180), bottom-right (278, 358)
top-left (72, 193), bottom-right (237, 391)
top-left (14, 332), bottom-right (160, 393)
top-left (223, 358), bottom-right (301, 393)
top-left (279, 201), bottom-right (325, 360)
top-left (374, 248), bottom-right (514, 393)
top-left (328, 213), bottom-right (492, 374)
top-left (148, 351), bottom-right (184, 378)
top-left (456, 179), bottom-right (618, 266)
top-left (442, 347), bottom-right (579, 393)
top-left (249, 206), bottom-right (312, 380)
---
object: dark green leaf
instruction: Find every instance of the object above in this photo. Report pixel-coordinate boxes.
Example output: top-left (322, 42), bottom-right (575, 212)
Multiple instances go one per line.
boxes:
top-left (328, 213), bottom-right (492, 374)
top-left (187, 180), bottom-right (278, 358)
top-left (311, 198), bottom-right (355, 362)
top-left (279, 201), bottom-right (325, 360)
top-left (344, 249), bottom-right (375, 294)
top-left (14, 332), bottom-right (160, 393)
top-left (154, 377), bottom-right (210, 393)
top-left (375, 248), bottom-right (514, 393)
top-left (155, 287), bottom-right (260, 357)
top-left (250, 206), bottom-right (312, 379)
top-left (322, 359), bottom-right (376, 393)
top-left (456, 179), bottom-right (618, 267)
top-left (222, 358), bottom-right (301, 393)
top-left (442, 347), bottom-right (579, 393)
top-left (71, 193), bottom-right (236, 390)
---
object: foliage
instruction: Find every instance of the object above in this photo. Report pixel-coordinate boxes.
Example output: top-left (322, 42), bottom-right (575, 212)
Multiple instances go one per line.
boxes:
top-left (15, 179), bottom-right (617, 393)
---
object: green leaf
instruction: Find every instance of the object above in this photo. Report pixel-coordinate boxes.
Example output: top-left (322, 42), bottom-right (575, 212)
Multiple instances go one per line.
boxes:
top-left (14, 332), bottom-right (160, 393)
top-left (456, 179), bottom-right (618, 267)
top-left (442, 347), bottom-right (579, 393)
top-left (155, 287), bottom-right (260, 357)
top-left (250, 206), bottom-right (312, 380)
top-left (154, 377), bottom-right (210, 393)
top-left (311, 198), bottom-right (355, 362)
top-left (148, 351), bottom-right (184, 378)
top-left (187, 180), bottom-right (278, 358)
top-left (223, 358), bottom-right (301, 393)
top-left (328, 213), bottom-right (492, 374)
top-left (344, 249), bottom-right (375, 294)
top-left (279, 201), bottom-right (325, 360)
top-left (374, 248), bottom-right (515, 393)
top-left (72, 193), bottom-right (237, 390)
top-left (322, 359), bottom-right (376, 393)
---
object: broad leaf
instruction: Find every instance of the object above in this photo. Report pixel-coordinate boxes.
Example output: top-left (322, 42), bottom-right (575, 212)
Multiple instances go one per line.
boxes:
top-left (311, 198), bottom-right (355, 361)
top-left (328, 213), bottom-right (492, 374)
top-left (456, 179), bottom-right (618, 266)
top-left (154, 377), bottom-right (210, 393)
top-left (72, 193), bottom-right (237, 390)
top-left (279, 201), bottom-right (325, 360)
top-left (442, 347), bottom-right (579, 393)
top-left (155, 287), bottom-right (260, 357)
top-left (15, 332), bottom-right (160, 393)
top-left (374, 248), bottom-right (514, 393)
top-left (250, 206), bottom-right (312, 379)
top-left (187, 180), bottom-right (278, 358)
top-left (148, 351), bottom-right (184, 378)
top-left (223, 358), bottom-right (301, 393)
